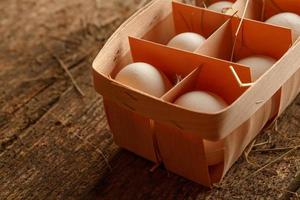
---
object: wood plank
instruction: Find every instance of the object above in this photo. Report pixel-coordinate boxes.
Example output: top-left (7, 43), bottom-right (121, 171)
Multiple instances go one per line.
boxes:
top-left (0, 53), bottom-right (119, 199)
top-left (0, 0), bottom-right (143, 199)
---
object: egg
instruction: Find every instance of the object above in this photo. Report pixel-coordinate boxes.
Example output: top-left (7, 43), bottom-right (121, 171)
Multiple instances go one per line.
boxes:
top-left (115, 62), bottom-right (172, 97)
top-left (207, 1), bottom-right (234, 13)
top-left (174, 91), bottom-right (228, 165)
top-left (237, 55), bottom-right (276, 81)
top-left (167, 32), bottom-right (206, 52)
top-left (174, 91), bottom-right (228, 113)
top-left (265, 12), bottom-right (300, 39)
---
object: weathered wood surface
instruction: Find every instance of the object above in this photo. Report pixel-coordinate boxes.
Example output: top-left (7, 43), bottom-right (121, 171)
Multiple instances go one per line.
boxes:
top-left (0, 0), bottom-right (299, 199)
top-left (0, 0), bottom-right (141, 199)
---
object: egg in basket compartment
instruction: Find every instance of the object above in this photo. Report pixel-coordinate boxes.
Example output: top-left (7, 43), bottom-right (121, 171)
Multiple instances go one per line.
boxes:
top-left (115, 62), bottom-right (172, 98)
top-left (174, 91), bottom-right (228, 166)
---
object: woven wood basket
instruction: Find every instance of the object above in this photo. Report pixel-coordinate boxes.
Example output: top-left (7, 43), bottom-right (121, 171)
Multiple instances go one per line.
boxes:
top-left (92, 0), bottom-right (300, 187)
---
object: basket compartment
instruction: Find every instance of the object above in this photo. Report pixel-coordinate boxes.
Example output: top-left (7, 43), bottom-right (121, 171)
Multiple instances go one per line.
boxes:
top-left (241, 0), bottom-right (300, 21)
top-left (196, 16), bottom-right (292, 63)
top-left (152, 58), bottom-right (274, 185)
top-left (237, 0), bottom-right (300, 115)
top-left (196, 16), bottom-right (292, 119)
top-left (142, 2), bottom-right (230, 51)
top-left (148, 48), bottom-right (250, 185)
top-left (236, 0), bottom-right (300, 41)
top-left (154, 69), bottom-right (222, 186)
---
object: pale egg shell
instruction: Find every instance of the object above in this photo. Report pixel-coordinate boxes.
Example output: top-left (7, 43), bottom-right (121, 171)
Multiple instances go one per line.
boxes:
top-left (115, 62), bottom-right (172, 97)
top-left (207, 1), bottom-right (233, 13)
top-left (174, 91), bottom-right (228, 113)
top-left (174, 91), bottom-right (227, 165)
top-left (167, 32), bottom-right (206, 52)
top-left (237, 55), bottom-right (276, 81)
top-left (265, 12), bottom-right (300, 39)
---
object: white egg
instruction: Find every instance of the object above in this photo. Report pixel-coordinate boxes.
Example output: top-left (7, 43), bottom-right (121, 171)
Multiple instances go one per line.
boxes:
top-left (167, 32), bottom-right (206, 52)
top-left (265, 12), bottom-right (300, 39)
top-left (237, 55), bottom-right (276, 81)
top-left (174, 91), bottom-right (227, 165)
top-left (115, 62), bottom-right (172, 97)
top-left (207, 1), bottom-right (234, 13)
top-left (174, 91), bottom-right (228, 113)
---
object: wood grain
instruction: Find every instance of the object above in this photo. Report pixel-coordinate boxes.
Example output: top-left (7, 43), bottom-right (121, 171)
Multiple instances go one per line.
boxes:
top-left (0, 0), bottom-right (143, 199)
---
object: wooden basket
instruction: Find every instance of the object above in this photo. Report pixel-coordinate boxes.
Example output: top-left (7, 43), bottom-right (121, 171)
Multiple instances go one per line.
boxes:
top-left (92, 0), bottom-right (300, 187)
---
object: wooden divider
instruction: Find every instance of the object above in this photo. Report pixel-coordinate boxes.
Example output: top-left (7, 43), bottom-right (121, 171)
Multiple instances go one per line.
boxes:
top-left (156, 69), bottom-right (212, 186)
top-left (129, 36), bottom-right (250, 104)
top-left (141, 2), bottom-right (232, 50)
top-left (195, 16), bottom-right (292, 62)
top-left (172, 2), bottom-right (230, 38)
top-left (194, 13), bottom-right (292, 123)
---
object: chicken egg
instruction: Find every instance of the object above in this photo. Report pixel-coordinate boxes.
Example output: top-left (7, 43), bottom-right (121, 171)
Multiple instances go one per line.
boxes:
top-left (115, 62), bottom-right (172, 97)
top-left (174, 91), bottom-right (228, 165)
top-left (265, 12), bottom-right (300, 39)
top-left (174, 91), bottom-right (228, 113)
top-left (167, 32), bottom-right (206, 52)
top-left (207, 1), bottom-right (234, 13)
top-left (237, 55), bottom-right (276, 81)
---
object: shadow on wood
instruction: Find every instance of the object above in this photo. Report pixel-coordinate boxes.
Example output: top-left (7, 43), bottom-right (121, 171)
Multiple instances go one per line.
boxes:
top-left (89, 150), bottom-right (210, 200)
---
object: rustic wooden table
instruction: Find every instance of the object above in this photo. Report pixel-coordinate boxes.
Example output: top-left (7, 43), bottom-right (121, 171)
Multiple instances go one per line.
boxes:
top-left (0, 0), bottom-right (299, 199)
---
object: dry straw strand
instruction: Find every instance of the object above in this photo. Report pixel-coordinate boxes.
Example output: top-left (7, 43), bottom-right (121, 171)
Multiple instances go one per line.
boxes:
top-left (261, 0), bottom-right (266, 21)
top-left (230, 0), bottom-right (250, 61)
top-left (44, 44), bottom-right (85, 96)
top-left (244, 139), bottom-right (257, 165)
top-left (229, 66), bottom-right (254, 87)
top-left (240, 145), bottom-right (300, 183)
